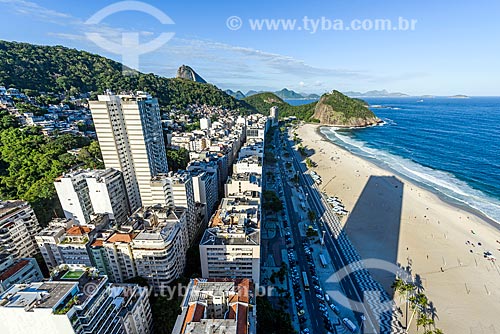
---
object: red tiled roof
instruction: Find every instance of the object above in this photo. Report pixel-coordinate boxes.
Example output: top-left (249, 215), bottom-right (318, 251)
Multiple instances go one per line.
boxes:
top-left (237, 304), bottom-right (248, 334)
top-left (91, 240), bottom-right (104, 247)
top-left (107, 233), bottom-right (136, 243)
top-left (0, 259), bottom-right (30, 281)
top-left (66, 225), bottom-right (91, 236)
top-left (192, 304), bottom-right (205, 322)
top-left (228, 304), bottom-right (237, 319)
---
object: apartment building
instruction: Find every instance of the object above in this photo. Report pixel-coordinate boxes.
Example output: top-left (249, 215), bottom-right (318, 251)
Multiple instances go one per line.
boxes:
top-left (0, 254), bottom-right (43, 293)
top-left (149, 171), bottom-right (197, 243)
top-left (55, 168), bottom-right (130, 225)
top-left (225, 173), bottom-right (262, 199)
top-left (89, 92), bottom-right (169, 211)
top-left (0, 266), bottom-right (152, 334)
top-left (199, 197), bottom-right (261, 283)
top-left (0, 201), bottom-right (40, 258)
top-left (131, 207), bottom-right (189, 290)
top-left (35, 216), bottom-right (108, 270)
top-left (172, 278), bottom-right (256, 334)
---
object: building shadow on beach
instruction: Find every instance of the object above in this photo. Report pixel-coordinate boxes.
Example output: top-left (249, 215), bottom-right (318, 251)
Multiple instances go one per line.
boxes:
top-left (344, 175), bottom-right (404, 294)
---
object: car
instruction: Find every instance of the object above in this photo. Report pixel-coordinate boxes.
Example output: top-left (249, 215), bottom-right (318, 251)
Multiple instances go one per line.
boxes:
top-left (297, 310), bottom-right (305, 316)
top-left (300, 329), bottom-right (310, 334)
top-left (342, 318), bottom-right (357, 332)
top-left (299, 317), bottom-right (307, 324)
top-left (316, 294), bottom-right (324, 300)
top-left (324, 294), bottom-right (330, 302)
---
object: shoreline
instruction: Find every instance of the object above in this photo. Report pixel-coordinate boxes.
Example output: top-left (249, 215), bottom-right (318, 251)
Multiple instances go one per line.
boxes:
top-left (315, 125), bottom-right (500, 229)
top-left (296, 123), bottom-right (500, 333)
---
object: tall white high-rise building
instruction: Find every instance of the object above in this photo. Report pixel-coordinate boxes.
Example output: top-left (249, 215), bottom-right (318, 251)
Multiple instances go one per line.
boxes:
top-left (89, 92), bottom-right (169, 211)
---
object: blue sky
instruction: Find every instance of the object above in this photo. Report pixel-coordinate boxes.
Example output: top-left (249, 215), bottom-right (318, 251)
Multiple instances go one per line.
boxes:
top-left (0, 0), bottom-right (499, 96)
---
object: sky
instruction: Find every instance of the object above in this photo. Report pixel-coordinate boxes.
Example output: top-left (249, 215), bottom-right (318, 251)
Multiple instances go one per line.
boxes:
top-left (0, 0), bottom-right (499, 96)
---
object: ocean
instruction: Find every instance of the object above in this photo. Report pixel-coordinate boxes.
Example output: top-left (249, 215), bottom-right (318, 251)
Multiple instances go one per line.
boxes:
top-left (286, 97), bottom-right (500, 224)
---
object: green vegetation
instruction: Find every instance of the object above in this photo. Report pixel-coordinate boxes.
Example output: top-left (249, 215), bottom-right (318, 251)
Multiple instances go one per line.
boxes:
top-left (269, 262), bottom-right (288, 285)
top-left (0, 109), bottom-right (19, 130)
top-left (184, 120), bottom-right (200, 132)
top-left (61, 270), bottom-right (85, 280)
top-left (54, 295), bottom-right (79, 315)
top-left (166, 148), bottom-right (190, 172)
top-left (0, 127), bottom-right (103, 224)
top-left (305, 158), bottom-right (313, 168)
top-left (256, 296), bottom-right (296, 334)
top-left (150, 277), bottom-right (190, 334)
top-left (318, 90), bottom-right (374, 120)
top-left (392, 277), bottom-right (444, 333)
top-left (243, 92), bottom-right (316, 121)
top-left (243, 90), bottom-right (377, 125)
top-left (0, 40), bottom-right (252, 112)
top-left (262, 190), bottom-right (283, 212)
top-left (307, 210), bottom-right (316, 222)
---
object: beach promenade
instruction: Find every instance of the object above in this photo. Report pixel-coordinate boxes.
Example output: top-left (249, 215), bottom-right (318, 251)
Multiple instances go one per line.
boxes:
top-left (296, 123), bottom-right (500, 334)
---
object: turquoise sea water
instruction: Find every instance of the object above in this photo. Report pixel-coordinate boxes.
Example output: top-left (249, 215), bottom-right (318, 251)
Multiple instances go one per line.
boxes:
top-left (287, 97), bottom-right (500, 224)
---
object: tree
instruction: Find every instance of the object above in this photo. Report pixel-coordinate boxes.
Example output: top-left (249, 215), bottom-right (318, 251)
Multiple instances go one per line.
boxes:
top-left (262, 190), bottom-right (283, 212)
top-left (307, 210), bottom-right (316, 222)
top-left (392, 278), bottom-right (416, 329)
top-left (166, 148), bottom-right (190, 172)
top-left (256, 296), bottom-right (296, 334)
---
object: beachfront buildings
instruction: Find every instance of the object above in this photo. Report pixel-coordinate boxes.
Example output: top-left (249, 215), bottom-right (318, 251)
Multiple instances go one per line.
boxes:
top-left (199, 197), bottom-right (261, 283)
top-left (89, 91), bottom-right (169, 211)
top-left (0, 200), bottom-right (40, 258)
top-left (172, 278), bottom-right (256, 334)
top-left (233, 156), bottom-right (263, 175)
top-left (0, 254), bottom-right (43, 293)
top-left (225, 173), bottom-right (262, 198)
top-left (55, 169), bottom-right (130, 225)
top-left (198, 116), bottom-right (267, 285)
top-left (0, 266), bottom-right (152, 334)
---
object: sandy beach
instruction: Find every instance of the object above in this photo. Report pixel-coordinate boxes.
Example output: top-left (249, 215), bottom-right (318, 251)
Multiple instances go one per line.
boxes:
top-left (296, 123), bottom-right (500, 333)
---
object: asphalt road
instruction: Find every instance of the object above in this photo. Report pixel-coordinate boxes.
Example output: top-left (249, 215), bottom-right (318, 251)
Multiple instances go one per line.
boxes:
top-left (283, 130), bottom-right (378, 334)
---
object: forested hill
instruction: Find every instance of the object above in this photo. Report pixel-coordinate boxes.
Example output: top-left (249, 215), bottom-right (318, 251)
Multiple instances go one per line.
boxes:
top-left (0, 40), bottom-right (250, 111)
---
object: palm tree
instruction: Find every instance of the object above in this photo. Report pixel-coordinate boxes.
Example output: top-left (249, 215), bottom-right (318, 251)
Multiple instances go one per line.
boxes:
top-left (416, 313), bottom-right (434, 332)
top-left (391, 278), bottom-right (416, 329)
top-left (408, 293), bottom-right (429, 330)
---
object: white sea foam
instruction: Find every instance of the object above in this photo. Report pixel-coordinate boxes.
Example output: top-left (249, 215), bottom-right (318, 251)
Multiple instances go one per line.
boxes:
top-left (321, 127), bottom-right (500, 224)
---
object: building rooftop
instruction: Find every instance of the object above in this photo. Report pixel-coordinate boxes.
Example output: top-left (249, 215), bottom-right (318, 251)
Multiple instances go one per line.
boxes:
top-left (200, 197), bottom-right (260, 246)
top-left (175, 278), bottom-right (253, 334)
top-left (0, 259), bottom-right (31, 281)
top-left (0, 267), bottom-right (106, 313)
top-left (0, 200), bottom-right (30, 222)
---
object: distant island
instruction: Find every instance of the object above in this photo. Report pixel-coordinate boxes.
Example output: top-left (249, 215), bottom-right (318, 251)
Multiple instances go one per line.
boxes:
top-left (343, 89), bottom-right (410, 98)
top-left (449, 95), bottom-right (470, 99)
